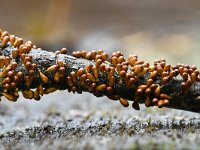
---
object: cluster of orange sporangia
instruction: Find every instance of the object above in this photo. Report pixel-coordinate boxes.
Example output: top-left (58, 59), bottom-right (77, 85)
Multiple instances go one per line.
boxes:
top-left (0, 29), bottom-right (69, 101)
top-left (0, 28), bottom-right (200, 110)
top-left (72, 50), bottom-right (200, 110)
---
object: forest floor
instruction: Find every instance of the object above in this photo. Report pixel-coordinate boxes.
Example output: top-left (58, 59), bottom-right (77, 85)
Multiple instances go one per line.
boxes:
top-left (0, 91), bottom-right (200, 150)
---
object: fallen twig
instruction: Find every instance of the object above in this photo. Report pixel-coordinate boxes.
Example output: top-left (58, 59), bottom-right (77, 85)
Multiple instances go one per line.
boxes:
top-left (0, 28), bottom-right (200, 113)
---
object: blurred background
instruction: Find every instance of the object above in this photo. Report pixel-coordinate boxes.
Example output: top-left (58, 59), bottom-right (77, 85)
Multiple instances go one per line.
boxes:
top-left (1, 1), bottom-right (200, 149)
top-left (0, 0), bottom-right (200, 137)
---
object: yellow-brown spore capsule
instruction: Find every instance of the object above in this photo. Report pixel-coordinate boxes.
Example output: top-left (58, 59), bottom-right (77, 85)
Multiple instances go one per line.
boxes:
top-left (96, 59), bottom-right (102, 68)
top-left (57, 60), bottom-right (65, 67)
top-left (156, 65), bottom-right (163, 73)
top-left (25, 62), bottom-right (32, 70)
top-left (122, 65), bottom-right (128, 72)
top-left (1, 36), bottom-right (10, 47)
top-left (136, 88), bottom-right (143, 97)
top-left (147, 79), bottom-right (154, 87)
top-left (46, 65), bottom-right (58, 72)
top-left (20, 45), bottom-right (28, 54)
top-left (96, 84), bottom-right (107, 91)
top-left (54, 71), bottom-right (60, 82)
top-left (97, 49), bottom-right (103, 55)
top-left (149, 70), bottom-right (158, 79)
top-left (118, 56), bottom-right (125, 63)
top-left (0, 56), bottom-right (5, 68)
top-left (34, 90), bottom-right (41, 101)
top-left (80, 74), bottom-right (86, 85)
top-left (1, 31), bottom-right (9, 39)
top-left (3, 93), bottom-right (17, 102)
top-left (28, 70), bottom-right (35, 77)
top-left (145, 88), bottom-right (151, 95)
top-left (92, 66), bottom-right (98, 79)
top-left (77, 68), bottom-right (85, 77)
top-left (154, 86), bottom-right (160, 97)
top-left (128, 55), bottom-right (137, 66)
top-left (141, 68), bottom-right (149, 75)
top-left (10, 82), bottom-right (16, 89)
top-left (25, 76), bottom-right (31, 87)
top-left (164, 64), bottom-right (171, 71)
top-left (14, 38), bottom-right (23, 48)
top-left (127, 78), bottom-right (135, 88)
top-left (37, 85), bottom-right (44, 96)
top-left (119, 97), bottom-right (129, 107)
top-left (162, 76), bottom-right (169, 85)
top-left (101, 53), bottom-right (108, 61)
top-left (132, 65), bottom-right (143, 74)
top-left (95, 54), bottom-right (102, 61)
top-left (111, 56), bottom-right (118, 66)
top-left (99, 64), bottom-right (106, 72)
top-left (22, 90), bottom-right (34, 99)
top-left (186, 79), bottom-right (192, 88)
top-left (10, 35), bottom-right (16, 45)
top-left (145, 96), bottom-right (151, 107)
top-left (58, 67), bottom-right (65, 77)
top-left (44, 87), bottom-right (57, 94)
top-left (25, 40), bottom-right (33, 46)
top-left (160, 93), bottom-right (172, 100)
top-left (152, 98), bottom-right (158, 105)
top-left (0, 28), bottom-right (2, 38)
top-left (55, 50), bottom-right (61, 55)
top-left (91, 50), bottom-right (97, 59)
top-left (182, 72), bottom-right (188, 81)
top-left (14, 91), bottom-right (19, 98)
top-left (7, 71), bottom-right (14, 77)
top-left (60, 48), bottom-right (67, 54)
top-left (116, 63), bottom-right (122, 73)
top-left (149, 65), bottom-right (155, 72)
top-left (87, 73), bottom-right (96, 82)
top-left (119, 70), bottom-right (126, 78)
top-left (0, 67), bottom-right (10, 78)
top-left (109, 76), bottom-right (115, 87)
top-left (138, 85), bottom-right (147, 91)
top-left (66, 76), bottom-right (74, 87)
top-left (106, 86), bottom-right (113, 93)
top-left (163, 99), bottom-right (169, 105)
top-left (190, 72), bottom-right (196, 83)
top-left (108, 67), bottom-right (115, 79)
top-left (2, 77), bottom-right (11, 84)
top-left (39, 71), bottom-right (49, 83)
top-left (12, 49), bottom-right (19, 59)
top-left (4, 83), bottom-right (10, 90)
top-left (85, 52), bottom-right (93, 60)
top-left (4, 56), bottom-right (10, 66)
top-left (13, 75), bottom-right (19, 82)
top-left (16, 71), bottom-right (23, 79)
top-left (86, 64), bottom-right (92, 73)
top-left (81, 50), bottom-right (87, 58)
top-left (70, 71), bottom-right (77, 83)
top-left (181, 82), bottom-right (187, 93)
top-left (20, 54), bottom-right (26, 63)
top-left (158, 100), bottom-right (163, 108)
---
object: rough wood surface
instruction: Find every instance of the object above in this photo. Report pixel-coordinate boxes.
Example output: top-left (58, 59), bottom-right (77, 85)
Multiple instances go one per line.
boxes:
top-left (1, 44), bottom-right (200, 113)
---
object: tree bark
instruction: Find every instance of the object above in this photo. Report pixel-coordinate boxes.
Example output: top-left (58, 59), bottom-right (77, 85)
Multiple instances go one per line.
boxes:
top-left (1, 43), bottom-right (200, 113)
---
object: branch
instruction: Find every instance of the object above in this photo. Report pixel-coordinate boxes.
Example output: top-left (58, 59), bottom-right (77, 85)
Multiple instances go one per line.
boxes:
top-left (0, 28), bottom-right (200, 113)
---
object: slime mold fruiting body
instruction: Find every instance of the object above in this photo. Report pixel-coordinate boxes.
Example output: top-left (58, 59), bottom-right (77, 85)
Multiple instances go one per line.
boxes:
top-left (0, 28), bottom-right (200, 111)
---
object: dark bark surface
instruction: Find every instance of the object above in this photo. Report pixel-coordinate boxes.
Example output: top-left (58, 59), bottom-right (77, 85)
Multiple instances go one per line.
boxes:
top-left (1, 44), bottom-right (200, 113)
